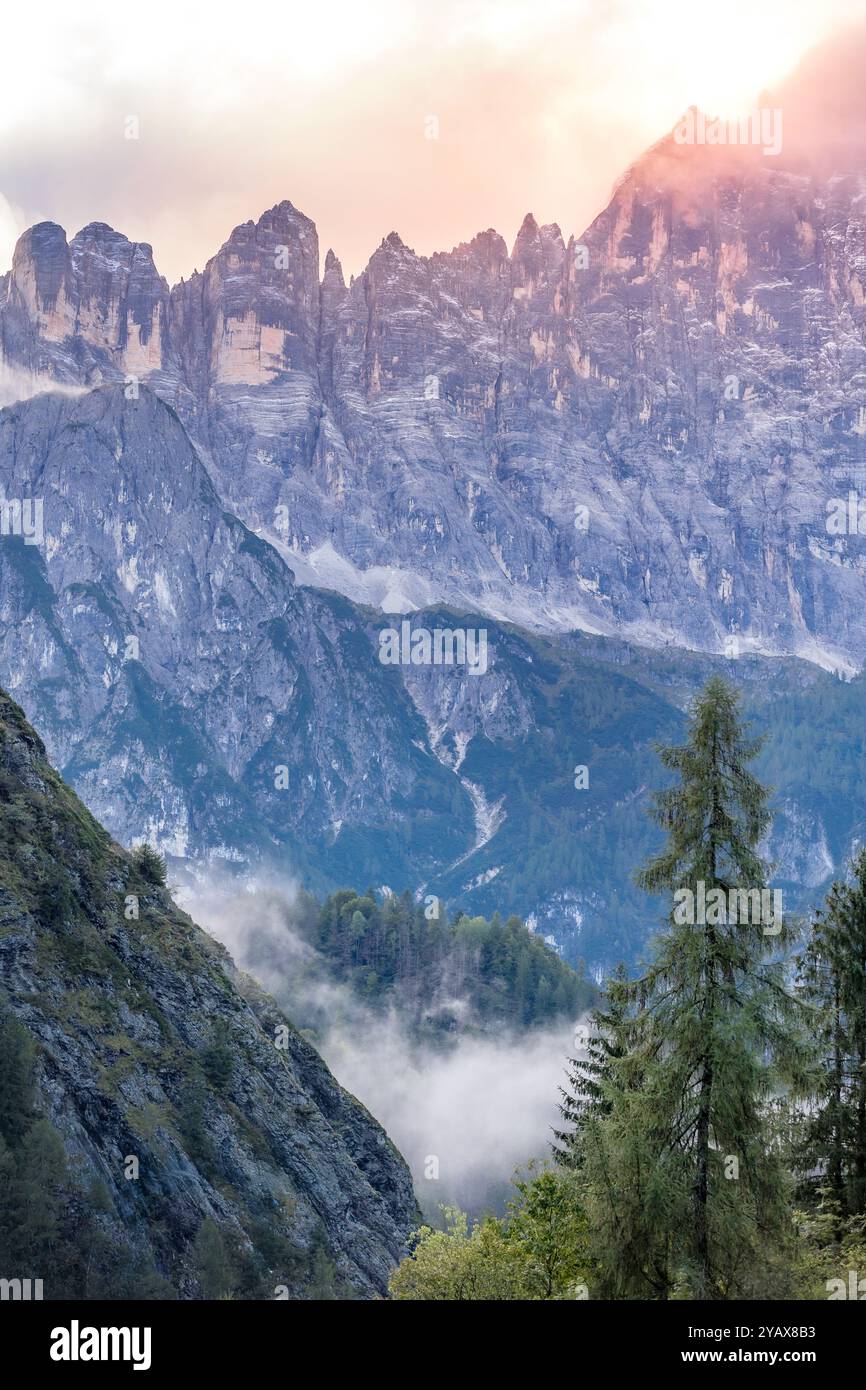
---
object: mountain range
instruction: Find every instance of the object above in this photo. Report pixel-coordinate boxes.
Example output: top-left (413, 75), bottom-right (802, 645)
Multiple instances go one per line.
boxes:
top-left (2, 37), bottom-right (866, 971)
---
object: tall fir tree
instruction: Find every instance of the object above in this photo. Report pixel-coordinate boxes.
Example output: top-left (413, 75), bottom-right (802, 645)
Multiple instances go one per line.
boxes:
top-left (798, 850), bottom-right (866, 1216)
top-left (583, 677), bottom-right (808, 1297)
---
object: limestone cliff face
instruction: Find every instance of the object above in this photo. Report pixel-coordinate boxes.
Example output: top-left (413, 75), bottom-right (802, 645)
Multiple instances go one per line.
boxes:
top-left (1, 221), bottom-right (168, 387)
top-left (3, 141), bottom-right (866, 663)
top-left (0, 689), bottom-right (418, 1297)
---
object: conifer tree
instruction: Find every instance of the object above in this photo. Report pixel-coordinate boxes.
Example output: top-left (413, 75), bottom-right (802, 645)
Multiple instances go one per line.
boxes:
top-left (553, 962), bottom-right (631, 1168)
top-left (132, 841), bottom-right (167, 887)
top-left (798, 887), bottom-right (848, 1213)
top-left (579, 1040), bottom-right (674, 1298)
top-left (585, 677), bottom-right (807, 1297)
top-left (555, 972), bottom-right (669, 1297)
top-left (798, 850), bottom-right (866, 1216)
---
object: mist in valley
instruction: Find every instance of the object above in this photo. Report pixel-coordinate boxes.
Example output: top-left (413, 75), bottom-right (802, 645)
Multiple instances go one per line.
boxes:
top-left (180, 875), bottom-right (583, 1217)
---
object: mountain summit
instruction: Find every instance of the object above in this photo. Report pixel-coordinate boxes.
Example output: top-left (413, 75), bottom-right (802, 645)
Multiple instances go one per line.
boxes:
top-left (3, 116), bottom-right (866, 665)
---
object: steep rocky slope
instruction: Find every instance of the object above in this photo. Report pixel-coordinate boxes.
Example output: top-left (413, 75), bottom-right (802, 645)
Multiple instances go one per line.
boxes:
top-left (0, 383), bottom-right (471, 877)
top-left (0, 688), bottom-right (417, 1297)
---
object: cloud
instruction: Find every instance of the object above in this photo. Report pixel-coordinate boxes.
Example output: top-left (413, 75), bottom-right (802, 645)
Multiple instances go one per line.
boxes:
top-left (0, 363), bottom-right (88, 410)
top-left (326, 1014), bottom-right (577, 1215)
top-left (0, 195), bottom-right (29, 283)
top-left (1, 1), bottom-right (861, 283)
top-left (182, 874), bottom-right (584, 1215)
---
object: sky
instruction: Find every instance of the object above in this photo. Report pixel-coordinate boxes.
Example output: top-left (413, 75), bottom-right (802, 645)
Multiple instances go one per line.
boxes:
top-left (1, 0), bottom-right (864, 284)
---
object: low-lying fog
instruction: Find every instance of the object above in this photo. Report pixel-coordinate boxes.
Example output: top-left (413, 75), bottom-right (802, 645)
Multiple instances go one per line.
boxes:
top-left (179, 875), bottom-right (583, 1217)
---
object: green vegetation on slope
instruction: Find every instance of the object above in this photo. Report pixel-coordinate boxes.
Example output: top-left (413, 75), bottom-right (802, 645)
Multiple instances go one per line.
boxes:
top-left (285, 886), bottom-right (595, 1038)
top-left (0, 689), bottom-right (414, 1299)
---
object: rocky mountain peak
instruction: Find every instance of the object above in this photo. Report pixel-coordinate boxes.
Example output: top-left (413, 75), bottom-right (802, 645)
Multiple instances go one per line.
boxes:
top-left (469, 227), bottom-right (510, 260)
top-left (378, 230), bottom-right (413, 257)
top-left (5, 218), bottom-right (167, 376)
top-left (191, 201), bottom-right (321, 387)
top-left (509, 210), bottom-right (565, 292)
top-left (9, 221), bottom-right (71, 320)
top-left (512, 210), bottom-right (539, 252)
top-left (260, 196), bottom-right (313, 225)
top-left (322, 246), bottom-right (345, 289)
